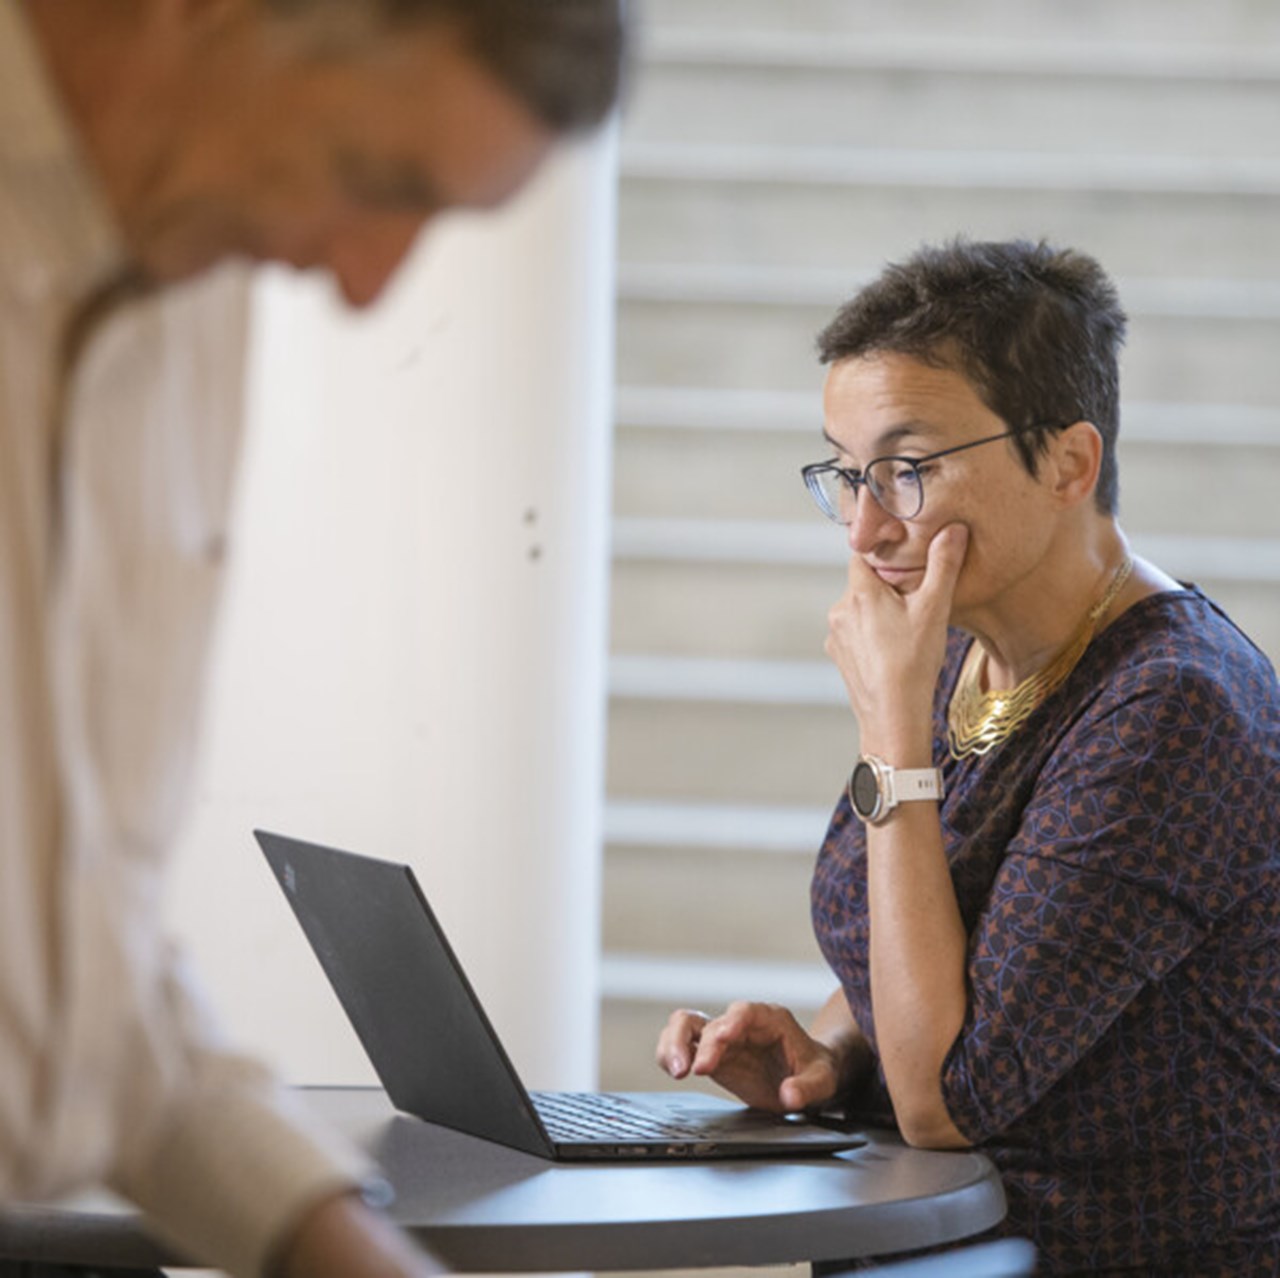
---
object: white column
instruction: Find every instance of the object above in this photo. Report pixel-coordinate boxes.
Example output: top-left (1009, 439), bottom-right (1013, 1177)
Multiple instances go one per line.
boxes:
top-left (168, 127), bottom-right (617, 1092)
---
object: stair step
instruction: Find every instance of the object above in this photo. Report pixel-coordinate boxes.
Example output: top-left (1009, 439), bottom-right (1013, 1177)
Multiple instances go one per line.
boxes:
top-left (626, 54), bottom-right (1280, 158)
top-left (614, 517), bottom-right (838, 565)
top-left (642, 29), bottom-right (1280, 78)
top-left (609, 558), bottom-right (839, 662)
top-left (638, 0), bottom-right (1280, 46)
top-left (612, 413), bottom-right (1280, 535)
top-left (619, 262), bottom-right (1280, 316)
top-left (606, 697), bottom-right (857, 806)
top-left (612, 518), bottom-right (1280, 581)
top-left (605, 798), bottom-right (832, 852)
top-left (617, 385), bottom-right (814, 432)
top-left (622, 144), bottom-right (1280, 196)
top-left (618, 296), bottom-right (1280, 402)
top-left (618, 172), bottom-right (1280, 282)
top-left (603, 842), bottom-right (825, 965)
top-left (615, 386), bottom-right (1280, 447)
top-left (609, 559), bottom-right (1280, 666)
top-left (601, 952), bottom-right (835, 1008)
top-left (611, 655), bottom-right (844, 706)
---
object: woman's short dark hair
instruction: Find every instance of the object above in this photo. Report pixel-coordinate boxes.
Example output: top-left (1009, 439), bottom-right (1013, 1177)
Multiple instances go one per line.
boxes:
top-left (266, 0), bottom-right (628, 131)
top-left (816, 239), bottom-right (1128, 515)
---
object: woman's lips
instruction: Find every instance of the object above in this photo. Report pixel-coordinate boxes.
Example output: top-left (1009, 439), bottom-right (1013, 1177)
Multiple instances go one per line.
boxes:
top-left (869, 563), bottom-right (926, 591)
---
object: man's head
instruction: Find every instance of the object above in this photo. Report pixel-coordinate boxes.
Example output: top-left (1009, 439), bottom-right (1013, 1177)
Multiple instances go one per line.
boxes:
top-left (28, 0), bottom-right (627, 305)
top-left (816, 239), bottom-right (1127, 514)
top-left (259, 0), bottom-right (627, 134)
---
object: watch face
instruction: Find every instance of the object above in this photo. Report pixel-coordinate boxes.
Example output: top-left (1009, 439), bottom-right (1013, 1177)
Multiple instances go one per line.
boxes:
top-left (850, 760), bottom-right (881, 820)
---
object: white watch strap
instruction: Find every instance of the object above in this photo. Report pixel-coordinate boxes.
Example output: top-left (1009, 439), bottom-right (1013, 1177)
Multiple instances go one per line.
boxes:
top-left (888, 766), bottom-right (944, 804)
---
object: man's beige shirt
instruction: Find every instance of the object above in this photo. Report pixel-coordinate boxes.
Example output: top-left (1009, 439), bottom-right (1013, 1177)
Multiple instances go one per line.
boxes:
top-left (0, 10), bottom-right (365, 1275)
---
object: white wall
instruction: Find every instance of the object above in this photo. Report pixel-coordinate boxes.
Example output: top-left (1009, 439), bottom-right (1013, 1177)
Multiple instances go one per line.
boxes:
top-left (167, 130), bottom-right (618, 1093)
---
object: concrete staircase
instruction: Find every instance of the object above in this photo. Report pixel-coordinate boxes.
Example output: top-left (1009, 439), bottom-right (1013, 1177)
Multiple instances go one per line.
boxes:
top-left (599, 0), bottom-right (1280, 1094)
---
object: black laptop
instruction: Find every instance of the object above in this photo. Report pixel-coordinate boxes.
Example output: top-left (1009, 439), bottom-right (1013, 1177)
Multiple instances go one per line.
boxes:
top-left (255, 830), bottom-right (864, 1162)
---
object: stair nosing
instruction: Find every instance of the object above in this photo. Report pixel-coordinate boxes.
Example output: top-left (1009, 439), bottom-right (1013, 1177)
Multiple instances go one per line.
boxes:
top-left (604, 797), bottom-right (832, 853)
top-left (616, 263), bottom-right (1280, 321)
top-left (609, 653), bottom-right (844, 706)
top-left (621, 143), bottom-right (1280, 198)
top-left (600, 952), bottom-right (835, 1007)
top-left (638, 29), bottom-right (1280, 83)
top-left (611, 518), bottom-right (1280, 582)
top-left (613, 387), bottom-right (1280, 447)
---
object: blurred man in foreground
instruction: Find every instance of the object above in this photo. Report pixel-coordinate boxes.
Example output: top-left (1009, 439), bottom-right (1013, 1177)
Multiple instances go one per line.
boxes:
top-left (0, 2), bottom-right (625, 1274)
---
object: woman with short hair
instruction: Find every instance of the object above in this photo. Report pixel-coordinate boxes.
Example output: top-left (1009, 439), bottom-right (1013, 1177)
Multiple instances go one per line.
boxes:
top-left (657, 240), bottom-right (1280, 1275)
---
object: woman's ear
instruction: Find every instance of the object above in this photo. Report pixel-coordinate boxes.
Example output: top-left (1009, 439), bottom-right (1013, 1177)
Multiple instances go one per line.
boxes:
top-left (1048, 420), bottom-right (1103, 508)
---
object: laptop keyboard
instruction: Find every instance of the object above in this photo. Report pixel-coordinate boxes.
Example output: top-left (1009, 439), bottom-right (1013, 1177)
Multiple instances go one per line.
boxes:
top-left (532, 1091), bottom-right (706, 1143)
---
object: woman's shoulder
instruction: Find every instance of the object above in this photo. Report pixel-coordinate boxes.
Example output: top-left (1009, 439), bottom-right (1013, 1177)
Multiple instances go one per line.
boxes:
top-left (1100, 583), bottom-right (1269, 676)
top-left (1090, 585), bottom-right (1278, 714)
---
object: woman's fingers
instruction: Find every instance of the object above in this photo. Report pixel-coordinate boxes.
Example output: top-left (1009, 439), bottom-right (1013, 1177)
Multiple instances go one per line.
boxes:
top-left (689, 1001), bottom-right (781, 1071)
top-left (777, 1051), bottom-right (841, 1112)
top-left (658, 1002), bottom-right (842, 1113)
top-left (655, 1007), bottom-right (710, 1078)
top-left (919, 522), bottom-right (969, 620)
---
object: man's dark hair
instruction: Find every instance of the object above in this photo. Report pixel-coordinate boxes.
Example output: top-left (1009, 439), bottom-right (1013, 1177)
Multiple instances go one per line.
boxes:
top-left (266, 0), bottom-right (628, 131)
top-left (816, 239), bottom-right (1128, 514)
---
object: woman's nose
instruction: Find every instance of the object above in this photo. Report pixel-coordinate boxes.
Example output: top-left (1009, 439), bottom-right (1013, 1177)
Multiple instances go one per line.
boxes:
top-left (845, 486), bottom-right (903, 554)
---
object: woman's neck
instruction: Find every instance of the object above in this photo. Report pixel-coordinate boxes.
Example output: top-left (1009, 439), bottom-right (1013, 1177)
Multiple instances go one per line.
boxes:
top-left (959, 523), bottom-right (1138, 690)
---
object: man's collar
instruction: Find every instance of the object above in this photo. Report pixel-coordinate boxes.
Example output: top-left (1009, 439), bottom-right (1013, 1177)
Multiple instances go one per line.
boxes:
top-left (0, 4), bottom-right (126, 295)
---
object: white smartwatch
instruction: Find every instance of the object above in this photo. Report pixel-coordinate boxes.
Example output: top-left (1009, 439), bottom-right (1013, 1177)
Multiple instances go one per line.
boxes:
top-left (848, 754), bottom-right (944, 826)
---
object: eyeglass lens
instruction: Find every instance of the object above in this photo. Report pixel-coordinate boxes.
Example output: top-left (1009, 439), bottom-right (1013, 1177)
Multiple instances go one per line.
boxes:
top-left (808, 459), bottom-right (924, 523)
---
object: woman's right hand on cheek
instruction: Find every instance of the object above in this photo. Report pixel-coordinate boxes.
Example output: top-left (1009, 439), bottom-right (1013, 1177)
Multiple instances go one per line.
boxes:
top-left (826, 521), bottom-right (969, 739)
top-left (654, 1001), bottom-right (843, 1114)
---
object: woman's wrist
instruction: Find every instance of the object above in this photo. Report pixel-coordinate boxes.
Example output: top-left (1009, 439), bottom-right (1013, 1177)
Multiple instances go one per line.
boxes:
top-left (856, 720), bottom-right (934, 768)
top-left (818, 1030), bottom-right (876, 1099)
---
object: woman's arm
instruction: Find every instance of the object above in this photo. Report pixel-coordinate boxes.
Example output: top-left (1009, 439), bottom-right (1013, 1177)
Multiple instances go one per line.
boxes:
top-left (864, 800), bottom-right (970, 1147)
top-left (826, 524), bottom-right (972, 1148)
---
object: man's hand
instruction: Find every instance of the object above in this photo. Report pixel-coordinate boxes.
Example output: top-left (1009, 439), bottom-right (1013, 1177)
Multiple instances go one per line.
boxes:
top-left (655, 1002), bottom-right (843, 1114)
top-left (273, 1191), bottom-right (445, 1278)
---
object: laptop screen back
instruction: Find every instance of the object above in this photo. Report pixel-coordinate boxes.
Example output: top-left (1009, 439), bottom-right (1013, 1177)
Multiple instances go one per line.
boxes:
top-left (256, 830), bottom-right (551, 1155)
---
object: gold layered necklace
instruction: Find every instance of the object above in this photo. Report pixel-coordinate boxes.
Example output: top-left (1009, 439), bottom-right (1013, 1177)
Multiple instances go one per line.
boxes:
top-left (947, 557), bottom-right (1134, 760)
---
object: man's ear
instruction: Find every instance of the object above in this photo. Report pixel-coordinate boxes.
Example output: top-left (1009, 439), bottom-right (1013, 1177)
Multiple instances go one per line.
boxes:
top-left (1048, 420), bottom-right (1103, 509)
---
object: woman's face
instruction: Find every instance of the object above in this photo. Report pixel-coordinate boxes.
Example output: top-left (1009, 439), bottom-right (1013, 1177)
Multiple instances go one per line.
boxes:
top-left (820, 352), bottom-right (1061, 626)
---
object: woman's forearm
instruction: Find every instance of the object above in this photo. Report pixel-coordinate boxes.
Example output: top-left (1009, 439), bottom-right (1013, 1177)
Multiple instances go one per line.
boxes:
top-left (821, 521), bottom-right (973, 1147)
top-left (865, 798), bottom-right (970, 1148)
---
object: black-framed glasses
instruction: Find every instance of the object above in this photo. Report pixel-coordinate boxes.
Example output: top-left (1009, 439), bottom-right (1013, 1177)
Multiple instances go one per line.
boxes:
top-left (800, 423), bottom-right (1058, 524)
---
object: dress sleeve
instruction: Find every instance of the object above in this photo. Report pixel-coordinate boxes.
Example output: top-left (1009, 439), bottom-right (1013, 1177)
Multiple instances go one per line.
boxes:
top-left (940, 654), bottom-right (1274, 1142)
top-left (44, 270), bottom-right (378, 1277)
top-left (103, 937), bottom-right (375, 1278)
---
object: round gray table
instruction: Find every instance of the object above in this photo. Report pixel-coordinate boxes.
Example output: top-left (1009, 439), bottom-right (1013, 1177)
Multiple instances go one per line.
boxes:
top-left (0, 1087), bottom-right (1007, 1272)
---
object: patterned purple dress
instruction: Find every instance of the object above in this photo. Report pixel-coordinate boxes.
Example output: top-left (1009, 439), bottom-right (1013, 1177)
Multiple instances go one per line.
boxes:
top-left (812, 588), bottom-right (1280, 1275)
